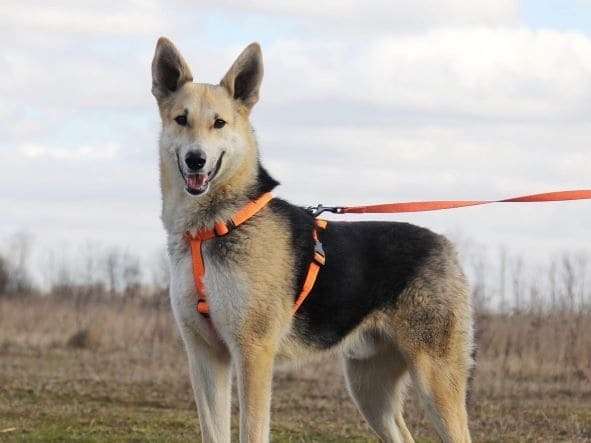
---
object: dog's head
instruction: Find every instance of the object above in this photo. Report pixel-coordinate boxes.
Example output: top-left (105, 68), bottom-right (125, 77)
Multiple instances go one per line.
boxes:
top-left (152, 38), bottom-right (263, 198)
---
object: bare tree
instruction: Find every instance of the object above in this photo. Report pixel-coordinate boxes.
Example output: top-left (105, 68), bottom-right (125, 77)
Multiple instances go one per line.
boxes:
top-left (150, 247), bottom-right (170, 306)
top-left (511, 256), bottom-right (524, 314)
top-left (3, 231), bottom-right (34, 294)
top-left (99, 247), bottom-right (143, 298)
top-left (103, 248), bottom-right (121, 296)
top-left (498, 247), bottom-right (507, 312)
top-left (0, 255), bottom-right (9, 295)
top-left (121, 251), bottom-right (142, 299)
top-left (78, 241), bottom-right (106, 299)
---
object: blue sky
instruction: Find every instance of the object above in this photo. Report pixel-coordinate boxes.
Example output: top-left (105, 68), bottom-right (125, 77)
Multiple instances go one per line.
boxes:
top-left (521, 0), bottom-right (591, 33)
top-left (1, 1), bottom-right (590, 296)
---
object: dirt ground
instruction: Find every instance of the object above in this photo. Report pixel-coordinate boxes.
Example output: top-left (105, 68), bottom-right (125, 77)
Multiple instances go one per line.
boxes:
top-left (1, 298), bottom-right (590, 442)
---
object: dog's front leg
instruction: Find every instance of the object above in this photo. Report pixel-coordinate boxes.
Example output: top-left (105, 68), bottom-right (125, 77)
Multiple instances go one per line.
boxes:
top-left (181, 329), bottom-right (232, 443)
top-left (234, 342), bottom-right (276, 443)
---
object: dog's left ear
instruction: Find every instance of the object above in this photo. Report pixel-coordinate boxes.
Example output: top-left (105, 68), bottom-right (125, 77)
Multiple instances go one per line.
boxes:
top-left (220, 43), bottom-right (263, 110)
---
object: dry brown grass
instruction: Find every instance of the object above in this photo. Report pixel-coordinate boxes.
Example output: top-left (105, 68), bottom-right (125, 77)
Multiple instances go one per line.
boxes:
top-left (1, 297), bottom-right (590, 442)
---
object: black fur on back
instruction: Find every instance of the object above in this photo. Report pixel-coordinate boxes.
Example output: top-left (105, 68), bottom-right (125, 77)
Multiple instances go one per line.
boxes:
top-left (270, 198), bottom-right (444, 349)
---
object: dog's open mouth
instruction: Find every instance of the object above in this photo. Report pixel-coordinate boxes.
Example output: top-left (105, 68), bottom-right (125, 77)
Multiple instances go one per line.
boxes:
top-left (179, 151), bottom-right (225, 196)
top-left (186, 174), bottom-right (210, 195)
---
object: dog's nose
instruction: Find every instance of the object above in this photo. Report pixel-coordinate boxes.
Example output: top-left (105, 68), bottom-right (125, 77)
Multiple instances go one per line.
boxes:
top-left (185, 150), bottom-right (206, 171)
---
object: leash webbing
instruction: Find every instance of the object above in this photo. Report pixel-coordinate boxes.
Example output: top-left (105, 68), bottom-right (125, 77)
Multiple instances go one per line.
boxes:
top-left (307, 190), bottom-right (591, 216)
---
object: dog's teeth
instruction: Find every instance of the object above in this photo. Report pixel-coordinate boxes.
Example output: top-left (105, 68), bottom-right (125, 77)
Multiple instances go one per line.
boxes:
top-left (187, 175), bottom-right (208, 189)
top-left (189, 228), bottom-right (198, 238)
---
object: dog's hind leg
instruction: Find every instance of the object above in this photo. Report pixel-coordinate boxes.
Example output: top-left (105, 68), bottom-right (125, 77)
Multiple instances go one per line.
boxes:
top-left (343, 345), bottom-right (414, 443)
top-left (181, 331), bottom-right (232, 443)
top-left (407, 348), bottom-right (472, 443)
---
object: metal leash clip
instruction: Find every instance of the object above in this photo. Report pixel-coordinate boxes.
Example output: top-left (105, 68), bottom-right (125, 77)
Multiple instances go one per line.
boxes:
top-left (304, 204), bottom-right (345, 217)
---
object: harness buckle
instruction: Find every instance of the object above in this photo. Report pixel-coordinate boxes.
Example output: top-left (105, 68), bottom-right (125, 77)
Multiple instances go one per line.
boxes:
top-left (305, 204), bottom-right (344, 217)
top-left (313, 238), bottom-right (326, 265)
top-left (214, 220), bottom-right (236, 236)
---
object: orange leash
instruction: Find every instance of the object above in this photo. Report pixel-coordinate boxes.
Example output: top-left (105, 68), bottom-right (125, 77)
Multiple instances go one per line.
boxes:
top-left (330, 189), bottom-right (591, 214)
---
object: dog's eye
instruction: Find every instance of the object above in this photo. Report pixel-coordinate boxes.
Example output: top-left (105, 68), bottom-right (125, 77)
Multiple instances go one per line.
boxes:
top-left (213, 118), bottom-right (226, 129)
top-left (174, 115), bottom-right (187, 126)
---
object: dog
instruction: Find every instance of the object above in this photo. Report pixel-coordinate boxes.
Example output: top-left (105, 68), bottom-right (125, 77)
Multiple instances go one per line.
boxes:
top-left (151, 37), bottom-right (473, 443)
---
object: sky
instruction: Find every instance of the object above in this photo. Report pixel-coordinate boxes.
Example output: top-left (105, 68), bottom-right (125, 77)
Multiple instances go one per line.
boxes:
top-left (1, 0), bottom-right (590, 288)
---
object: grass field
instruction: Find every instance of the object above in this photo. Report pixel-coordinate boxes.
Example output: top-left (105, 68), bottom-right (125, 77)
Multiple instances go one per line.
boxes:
top-left (1, 297), bottom-right (590, 442)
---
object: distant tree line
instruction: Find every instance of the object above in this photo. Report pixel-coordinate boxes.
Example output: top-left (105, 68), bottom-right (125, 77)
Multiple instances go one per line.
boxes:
top-left (1, 231), bottom-right (589, 314)
top-left (0, 232), bottom-right (169, 307)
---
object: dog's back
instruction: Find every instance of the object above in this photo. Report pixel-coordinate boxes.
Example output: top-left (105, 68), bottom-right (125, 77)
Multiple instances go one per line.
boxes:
top-left (272, 199), bottom-right (468, 353)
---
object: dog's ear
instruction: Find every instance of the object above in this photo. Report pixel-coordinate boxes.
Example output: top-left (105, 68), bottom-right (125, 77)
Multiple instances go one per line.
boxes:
top-left (220, 43), bottom-right (263, 110)
top-left (151, 37), bottom-right (193, 100)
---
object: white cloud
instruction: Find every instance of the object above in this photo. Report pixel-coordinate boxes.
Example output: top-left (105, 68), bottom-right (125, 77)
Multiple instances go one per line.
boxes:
top-left (259, 121), bottom-right (590, 203)
top-left (19, 142), bottom-right (120, 160)
top-left (214, 0), bottom-right (518, 29)
top-left (262, 28), bottom-right (591, 119)
top-left (8, 4), bottom-right (580, 115)
top-left (0, 1), bottom-right (164, 36)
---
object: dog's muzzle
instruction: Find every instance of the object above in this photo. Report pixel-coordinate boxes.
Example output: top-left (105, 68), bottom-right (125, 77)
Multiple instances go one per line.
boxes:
top-left (177, 151), bottom-right (225, 196)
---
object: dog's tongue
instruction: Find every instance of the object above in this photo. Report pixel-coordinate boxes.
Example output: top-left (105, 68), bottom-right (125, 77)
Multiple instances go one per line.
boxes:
top-left (187, 174), bottom-right (208, 191)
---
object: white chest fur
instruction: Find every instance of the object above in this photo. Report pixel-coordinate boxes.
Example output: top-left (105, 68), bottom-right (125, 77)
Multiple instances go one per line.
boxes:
top-left (201, 240), bottom-right (250, 336)
top-left (169, 237), bottom-right (250, 347)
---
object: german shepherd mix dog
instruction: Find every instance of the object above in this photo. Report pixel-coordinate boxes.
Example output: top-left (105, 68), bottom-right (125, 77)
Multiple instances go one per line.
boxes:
top-left (152, 37), bottom-right (473, 443)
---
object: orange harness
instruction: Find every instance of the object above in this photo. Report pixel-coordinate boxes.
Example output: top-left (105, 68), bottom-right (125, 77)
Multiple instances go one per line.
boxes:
top-left (186, 192), bottom-right (326, 317)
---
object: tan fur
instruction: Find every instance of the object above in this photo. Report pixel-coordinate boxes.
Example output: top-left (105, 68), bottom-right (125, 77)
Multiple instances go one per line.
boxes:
top-left (153, 38), bottom-right (473, 443)
top-left (239, 212), bottom-right (295, 342)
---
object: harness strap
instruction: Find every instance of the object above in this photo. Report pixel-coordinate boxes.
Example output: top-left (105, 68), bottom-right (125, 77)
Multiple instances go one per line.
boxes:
top-left (188, 238), bottom-right (209, 315)
top-left (293, 219), bottom-right (327, 313)
top-left (186, 193), bottom-right (326, 318)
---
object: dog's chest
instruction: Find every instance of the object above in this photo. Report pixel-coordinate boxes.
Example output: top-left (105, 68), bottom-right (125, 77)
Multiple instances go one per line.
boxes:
top-left (201, 241), bottom-right (250, 324)
top-left (170, 238), bottom-right (250, 337)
